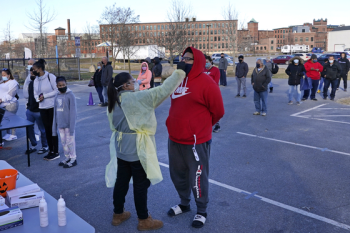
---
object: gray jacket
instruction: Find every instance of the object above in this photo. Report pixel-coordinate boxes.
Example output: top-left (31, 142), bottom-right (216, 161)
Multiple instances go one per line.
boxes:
top-left (251, 66), bottom-right (271, 93)
top-left (33, 71), bottom-right (58, 109)
top-left (52, 88), bottom-right (77, 136)
top-left (101, 62), bottom-right (113, 86)
top-left (218, 57), bottom-right (228, 70)
top-left (235, 61), bottom-right (248, 78)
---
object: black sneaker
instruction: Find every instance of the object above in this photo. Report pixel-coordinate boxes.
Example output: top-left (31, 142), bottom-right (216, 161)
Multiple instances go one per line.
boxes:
top-left (235, 94), bottom-right (240, 98)
top-left (323, 97), bottom-right (327, 100)
top-left (213, 125), bottom-right (221, 133)
top-left (312, 98), bottom-right (318, 101)
top-left (38, 147), bottom-right (49, 154)
top-left (46, 153), bottom-right (60, 161)
top-left (63, 159), bottom-right (77, 168)
top-left (330, 98), bottom-right (335, 101)
top-left (344, 89), bottom-right (347, 92)
top-left (43, 152), bottom-right (52, 160)
top-left (25, 147), bottom-right (37, 154)
top-left (301, 98), bottom-right (307, 101)
top-left (242, 94), bottom-right (246, 98)
top-left (59, 158), bottom-right (71, 166)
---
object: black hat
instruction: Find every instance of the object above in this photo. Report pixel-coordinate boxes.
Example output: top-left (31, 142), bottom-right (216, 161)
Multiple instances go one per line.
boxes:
top-left (238, 55), bottom-right (244, 59)
top-left (311, 54), bottom-right (317, 59)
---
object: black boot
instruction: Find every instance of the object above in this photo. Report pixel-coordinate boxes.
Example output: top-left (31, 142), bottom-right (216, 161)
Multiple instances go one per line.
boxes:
top-left (269, 87), bottom-right (273, 93)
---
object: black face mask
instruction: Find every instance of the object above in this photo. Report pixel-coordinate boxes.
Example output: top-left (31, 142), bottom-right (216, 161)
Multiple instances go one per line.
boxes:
top-left (33, 70), bottom-right (39, 76)
top-left (221, 56), bottom-right (224, 58)
top-left (239, 59), bottom-right (243, 63)
top-left (30, 76), bottom-right (36, 81)
top-left (256, 63), bottom-right (261, 68)
top-left (184, 64), bottom-right (193, 76)
top-left (58, 86), bottom-right (67, 93)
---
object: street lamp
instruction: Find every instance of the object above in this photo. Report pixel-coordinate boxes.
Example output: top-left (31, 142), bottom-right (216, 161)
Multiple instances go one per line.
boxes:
top-left (206, 24), bottom-right (211, 55)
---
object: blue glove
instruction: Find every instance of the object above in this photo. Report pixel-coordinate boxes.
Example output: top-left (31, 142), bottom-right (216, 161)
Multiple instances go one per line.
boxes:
top-left (137, 80), bottom-right (142, 85)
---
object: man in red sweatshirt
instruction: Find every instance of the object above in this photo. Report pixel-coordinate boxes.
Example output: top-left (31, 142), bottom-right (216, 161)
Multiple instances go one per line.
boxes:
top-left (166, 47), bottom-right (224, 228)
top-left (302, 54), bottom-right (324, 101)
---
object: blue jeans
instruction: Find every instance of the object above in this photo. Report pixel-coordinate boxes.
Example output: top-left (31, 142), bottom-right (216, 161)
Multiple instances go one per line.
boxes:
top-left (95, 86), bottom-right (104, 103)
top-left (303, 79), bottom-right (319, 99)
top-left (103, 86), bottom-right (108, 103)
top-left (220, 69), bottom-right (227, 86)
top-left (289, 85), bottom-right (301, 102)
top-left (26, 109), bottom-right (47, 148)
top-left (318, 78), bottom-right (324, 91)
top-left (323, 79), bottom-right (338, 99)
top-left (254, 91), bottom-right (268, 113)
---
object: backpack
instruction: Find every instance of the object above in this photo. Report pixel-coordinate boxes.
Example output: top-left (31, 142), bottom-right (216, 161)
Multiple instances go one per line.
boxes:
top-left (271, 63), bottom-right (279, 74)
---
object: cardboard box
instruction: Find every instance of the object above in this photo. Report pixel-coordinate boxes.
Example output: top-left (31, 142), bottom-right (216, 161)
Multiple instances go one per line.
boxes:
top-left (6, 184), bottom-right (40, 202)
top-left (8, 191), bottom-right (44, 209)
top-left (0, 207), bottom-right (23, 231)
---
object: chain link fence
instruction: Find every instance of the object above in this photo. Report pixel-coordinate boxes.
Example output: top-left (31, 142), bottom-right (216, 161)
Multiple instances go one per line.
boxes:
top-left (0, 58), bottom-right (80, 84)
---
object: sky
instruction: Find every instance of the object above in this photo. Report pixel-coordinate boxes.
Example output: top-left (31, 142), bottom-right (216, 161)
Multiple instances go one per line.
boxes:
top-left (1, 0), bottom-right (350, 40)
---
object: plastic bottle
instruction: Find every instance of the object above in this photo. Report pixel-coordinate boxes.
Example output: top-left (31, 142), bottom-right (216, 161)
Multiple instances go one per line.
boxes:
top-left (39, 197), bottom-right (48, 227)
top-left (57, 195), bottom-right (66, 226)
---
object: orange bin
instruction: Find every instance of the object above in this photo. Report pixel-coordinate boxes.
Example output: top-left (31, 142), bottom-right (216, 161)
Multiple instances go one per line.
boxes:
top-left (0, 169), bottom-right (18, 197)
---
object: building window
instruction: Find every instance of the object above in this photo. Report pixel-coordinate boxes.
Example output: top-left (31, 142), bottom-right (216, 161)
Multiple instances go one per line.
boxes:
top-left (199, 31), bottom-right (202, 35)
top-left (203, 44), bottom-right (205, 49)
top-left (302, 29), bottom-right (305, 33)
top-left (203, 31), bottom-right (205, 35)
top-left (211, 37), bottom-right (213, 41)
top-left (283, 30), bottom-right (285, 33)
top-left (150, 26), bottom-right (153, 30)
top-left (300, 37), bottom-right (303, 42)
top-left (199, 24), bottom-right (202, 29)
top-left (264, 46), bottom-right (266, 50)
top-left (256, 47), bottom-right (259, 50)
top-left (146, 26), bottom-right (149, 30)
top-left (142, 26), bottom-right (145, 30)
top-left (214, 30), bottom-right (217, 35)
top-left (214, 37), bottom-right (217, 41)
top-left (195, 24), bottom-right (198, 29)
top-left (199, 44), bottom-right (202, 49)
top-left (218, 44), bottom-right (220, 49)
top-left (210, 44), bottom-right (213, 49)
top-left (214, 44), bottom-right (217, 49)
top-left (295, 37), bottom-right (298, 42)
top-left (203, 24), bottom-right (205, 28)
top-left (271, 40), bottom-right (274, 44)
top-left (271, 46), bottom-right (274, 50)
top-left (311, 37), bottom-right (314, 41)
top-left (165, 25), bottom-right (168, 30)
top-left (283, 35), bottom-right (285, 38)
top-left (306, 37), bottom-right (309, 41)
top-left (260, 46), bottom-right (263, 50)
top-left (226, 43), bottom-right (228, 48)
top-left (196, 31), bottom-right (198, 35)
top-left (222, 43), bottom-right (224, 48)
top-left (203, 37), bottom-right (206, 41)
top-left (311, 45), bottom-right (313, 48)
top-left (211, 30), bottom-right (213, 35)
top-left (158, 25), bottom-right (160, 30)
top-left (192, 31), bottom-right (194, 35)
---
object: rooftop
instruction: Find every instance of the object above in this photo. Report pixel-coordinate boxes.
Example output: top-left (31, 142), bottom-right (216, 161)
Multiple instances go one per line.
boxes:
top-left (248, 18), bottom-right (258, 23)
top-left (331, 26), bottom-right (350, 32)
top-left (54, 27), bottom-right (66, 30)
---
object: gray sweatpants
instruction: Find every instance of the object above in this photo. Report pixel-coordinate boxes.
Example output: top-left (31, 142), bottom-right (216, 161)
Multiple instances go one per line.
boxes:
top-left (236, 77), bottom-right (247, 95)
top-left (168, 139), bottom-right (211, 213)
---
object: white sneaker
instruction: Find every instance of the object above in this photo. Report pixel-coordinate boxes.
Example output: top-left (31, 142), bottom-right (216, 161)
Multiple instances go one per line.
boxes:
top-left (6, 135), bottom-right (18, 141)
top-left (35, 134), bottom-right (40, 141)
top-left (261, 113), bottom-right (267, 116)
top-left (2, 134), bottom-right (11, 140)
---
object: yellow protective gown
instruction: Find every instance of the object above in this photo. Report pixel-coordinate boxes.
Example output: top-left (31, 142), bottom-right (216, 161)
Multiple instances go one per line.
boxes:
top-left (105, 70), bottom-right (186, 187)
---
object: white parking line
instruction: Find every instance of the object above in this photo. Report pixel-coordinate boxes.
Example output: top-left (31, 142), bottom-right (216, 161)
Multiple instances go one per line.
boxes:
top-left (297, 116), bottom-right (350, 125)
top-left (290, 104), bottom-right (328, 117)
top-left (158, 162), bottom-right (350, 230)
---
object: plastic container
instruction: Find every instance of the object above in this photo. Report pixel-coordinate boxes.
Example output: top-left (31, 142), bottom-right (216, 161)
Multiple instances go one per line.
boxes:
top-left (0, 169), bottom-right (19, 197)
top-left (57, 195), bottom-right (66, 226)
top-left (39, 197), bottom-right (48, 227)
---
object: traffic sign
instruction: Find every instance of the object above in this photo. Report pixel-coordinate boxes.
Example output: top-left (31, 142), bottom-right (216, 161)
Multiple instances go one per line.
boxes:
top-left (76, 48), bottom-right (81, 58)
top-left (75, 37), bottom-right (81, 46)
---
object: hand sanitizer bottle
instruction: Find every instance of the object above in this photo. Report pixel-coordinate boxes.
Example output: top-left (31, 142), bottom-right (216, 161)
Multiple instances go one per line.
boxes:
top-left (57, 195), bottom-right (67, 226)
top-left (39, 197), bottom-right (48, 227)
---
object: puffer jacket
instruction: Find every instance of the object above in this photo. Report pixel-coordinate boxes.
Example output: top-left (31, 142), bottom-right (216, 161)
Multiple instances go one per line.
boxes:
top-left (285, 57), bottom-right (306, 85)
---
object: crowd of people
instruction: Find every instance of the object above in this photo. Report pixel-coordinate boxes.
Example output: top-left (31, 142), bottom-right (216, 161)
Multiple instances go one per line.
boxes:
top-left (1, 47), bottom-right (349, 231)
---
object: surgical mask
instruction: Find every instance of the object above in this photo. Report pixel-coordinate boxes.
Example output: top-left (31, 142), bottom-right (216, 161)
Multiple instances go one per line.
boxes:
top-left (27, 65), bottom-right (32, 70)
top-left (294, 59), bottom-right (299, 64)
top-left (256, 63), bottom-right (261, 68)
top-left (239, 59), bottom-right (243, 63)
top-left (2, 76), bottom-right (8, 81)
top-left (30, 76), bottom-right (36, 81)
top-left (329, 60), bottom-right (334, 64)
top-left (33, 70), bottom-right (39, 76)
top-left (313, 59), bottom-right (317, 63)
top-left (142, 67), bottom-right (147, 71)
top-left (185, 64), bottom-right (193, 76)
top-left (134, 81), bottom-right (140, 91)
top-left (205, 63), bottom-right (211, 69)
top-left (58, 86), bottom-right (67, 93)
top-left (97, 66), bottom-right (101, 69)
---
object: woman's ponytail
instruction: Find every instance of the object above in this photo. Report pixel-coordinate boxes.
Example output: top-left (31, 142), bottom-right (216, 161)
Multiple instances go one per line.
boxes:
top-left (107, 72), bottom-right (133, 113)
top-left (107, 78), bottom-right (117, 113)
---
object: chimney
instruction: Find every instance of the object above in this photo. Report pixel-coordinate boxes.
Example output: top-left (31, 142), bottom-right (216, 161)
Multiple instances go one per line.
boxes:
top-left (185, 18), bottom-right (189, 22)
top-left (67, 19), bottom-right (71, 39)
top-left (192, 18), bottom-right (196, 22)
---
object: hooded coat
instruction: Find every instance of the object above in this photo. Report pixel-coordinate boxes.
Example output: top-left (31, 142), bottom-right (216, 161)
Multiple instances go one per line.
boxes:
top-left (338, 53), bottom-right (350, 74)
top-left (101, 61), bottom-right (113, 86)
top-left (285, 57), bottom-right (306, 85)
top-left (251, 65), bottom-right (271, 92)
top-left (304, 59), bottom-right (323, 80)
top-left (152, 57), bottom-right (162, 78)
top-left (166, 47), bottom-right (225, 145)
top-left (137, 62), bottom-right (152, 90)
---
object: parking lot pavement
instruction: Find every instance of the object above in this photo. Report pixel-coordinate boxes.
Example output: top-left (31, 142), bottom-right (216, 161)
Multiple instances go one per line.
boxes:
top-left (1, 77), bottom-right (350, 232)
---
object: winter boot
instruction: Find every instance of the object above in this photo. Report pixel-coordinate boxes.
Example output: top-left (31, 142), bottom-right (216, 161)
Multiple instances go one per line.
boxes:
top-left (269, 87), bottom-right (273, 93)
top-left (137, 214), bottom-right (163, 231)
top-left (111, 210), bottom-right (131, 226)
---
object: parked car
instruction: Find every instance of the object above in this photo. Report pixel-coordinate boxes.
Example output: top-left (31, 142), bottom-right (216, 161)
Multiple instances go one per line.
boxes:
top-left (213, 57), bottom-right (234, 66)
top-left (292, 53), bottom-right (311, 61)
top-left (311, 47), bottom-right (324, 53)
top-left (272, 55), bottom-right (293, 64)
top-left (168, 55), bottom-right (181, 64)
top-left (212, 53), bottom-right (233, 61)
top-left (317, 54), bottom-right (341, 65)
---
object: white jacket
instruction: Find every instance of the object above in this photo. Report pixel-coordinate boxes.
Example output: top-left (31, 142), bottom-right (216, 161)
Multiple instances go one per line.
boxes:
top-left (33, 71), bottom-right (58, 109)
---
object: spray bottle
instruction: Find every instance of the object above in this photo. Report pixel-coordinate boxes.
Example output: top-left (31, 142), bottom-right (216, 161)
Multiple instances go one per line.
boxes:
top-left (39, 197), bottom-right (48, 227)
top-left (57, 195), bottom-right (67, 226)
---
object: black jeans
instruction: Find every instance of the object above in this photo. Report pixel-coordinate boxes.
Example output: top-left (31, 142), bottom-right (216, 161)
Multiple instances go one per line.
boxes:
top-left (113, 158), bottom-right (150, 219)
top-left (337, 73), bottom-right (348, 89)
top-left (303, 79), bottom-right (319, 99)
top-left (219, 69), bottom-right (227, 86)
top-left (95, 86), bottom-right (104, 103)
top-left (324, 79), bottom-right (339, 98)
top-left (39, 108), bottom-right (59, 153)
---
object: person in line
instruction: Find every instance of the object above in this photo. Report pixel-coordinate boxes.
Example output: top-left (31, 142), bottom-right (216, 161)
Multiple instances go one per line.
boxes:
top-left (235, 55), bottom-right (249, 97)
top-left (265, 58), bottom-right (276, 93)
top-left (52, 76), bottom-right (78, 168)
top-left (106, 67), bottom-right (186, 231)
top-left (285, 57), bottom-right (306, 105)
top-left (317, 59), bottom-right (328, 93)
top-left (337, 52), bottom-right (350, 91)
top-left (23, 67), bottom-right (48, 154)
top-left (145, 57), bottom-right (154, 88)
top-left (0, 68), bottom-right (19, 141)
top-left (218, 53), bottom-right (228, 86)
top-left (92, 62), bottom-right (104, 105)
top-left (166, 47), bottom-right (224, 228)
top-left (137, 62), bottom-right (152, 90)
top-left (33, 59), bottom-right (59, 161)
top-left (152, 57), bottom-right (162, 87)
top-left (302, 54), bottom-right (323, 101)
top-left (101, 57), bottom-right (113, 106)
top-left (251, 59), bottom-right (271, 116)
top-left (323, 55), bottom-right (342, 101)
top-left (203, 55), bottom-right (221, 133)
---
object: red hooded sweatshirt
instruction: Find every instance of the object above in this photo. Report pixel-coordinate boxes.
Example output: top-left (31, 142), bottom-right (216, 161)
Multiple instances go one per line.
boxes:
top-left (166, 47), bottom-right (225, 145)
top-left (204, 66), bottom-right (220, 85)
top-left (304, 59), bottom-right (323, 80)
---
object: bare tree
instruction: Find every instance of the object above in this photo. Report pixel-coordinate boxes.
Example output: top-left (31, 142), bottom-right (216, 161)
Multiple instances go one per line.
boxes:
top-left (26, 0), bottom-right (57, 57)
top-left (152, 0), bottom-right (194, 65)
top-left (2, 21), bottom-right (14, 57)
top-left (222, 3), bottom-right (238, 71)
top-left (83, 22), bottom-right (99, 64)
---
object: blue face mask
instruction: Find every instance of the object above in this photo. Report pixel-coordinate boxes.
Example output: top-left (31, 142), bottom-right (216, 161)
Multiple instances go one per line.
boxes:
top-left (205, 63), bottom-right (211, 69)
top-left (313, 59), bottom-right (318, 63)
top-left (97, 66), bottom-right (101, 69)
top-left (185, 64), bottom-right (193, 76)
top-left (2, 76), bottom-right (8, 81)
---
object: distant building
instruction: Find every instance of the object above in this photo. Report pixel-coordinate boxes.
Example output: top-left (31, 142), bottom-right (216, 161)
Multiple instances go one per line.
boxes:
top-left (327, 26), bottom-right (350, 52)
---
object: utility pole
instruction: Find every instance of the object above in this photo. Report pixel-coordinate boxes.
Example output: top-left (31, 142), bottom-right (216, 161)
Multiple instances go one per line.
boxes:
top-left (206, 24), bottom-right (211, 55)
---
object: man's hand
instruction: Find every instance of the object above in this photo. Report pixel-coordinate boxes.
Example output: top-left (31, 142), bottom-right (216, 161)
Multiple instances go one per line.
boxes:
top-left (252, 83), bottom-right (254, 85)
top-left (311, 67), bottom-right (314, 70)
top-left (39, 95), bottom-right (44, 102)
top-left (224, 70), bottom-right (226, 73)
top-left (91, 76), bottom-right (93, 79)
top-left (177, 62), bottom-right (186, 72)
top-left (242, 76), bottom-right (245, 78)
top-left (315, 69), bottom-right (319, 72)
top-left (324, 75), bottom-right (326, 77)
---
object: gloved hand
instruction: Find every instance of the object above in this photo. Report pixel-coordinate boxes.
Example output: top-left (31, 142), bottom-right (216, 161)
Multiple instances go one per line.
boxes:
top-left (177, 62), bottom-right (186, 72)
top-left (137, 80), bottom-right (142, 85)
